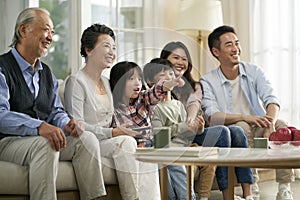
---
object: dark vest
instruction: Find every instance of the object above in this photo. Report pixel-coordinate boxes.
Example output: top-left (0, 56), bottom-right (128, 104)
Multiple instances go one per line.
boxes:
top-left (0, 51), bottom-right (53, 137)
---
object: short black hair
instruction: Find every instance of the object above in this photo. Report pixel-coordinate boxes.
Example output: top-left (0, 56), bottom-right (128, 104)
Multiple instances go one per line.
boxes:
top-left (80, 24), bottom-right (115, 58)
top-left (143, 58), bottom-right (175, 87)
top-left (208, 25), bottom-right (236, 58)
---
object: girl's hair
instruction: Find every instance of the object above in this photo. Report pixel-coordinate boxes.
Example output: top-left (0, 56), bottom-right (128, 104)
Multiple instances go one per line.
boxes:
top-left (10, 7), bottom-right (50, 47)
top-left (160, 41), bottom-right (199, 104)
top-left (110, 61), bottom-right (144, 108)
top-left (143, 58), bottom-right (175, 86)
top-left (80, 24), bottom-right (115, 60)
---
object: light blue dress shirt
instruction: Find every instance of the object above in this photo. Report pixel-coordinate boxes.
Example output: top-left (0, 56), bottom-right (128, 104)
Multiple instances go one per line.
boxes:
top-left (200, 61), bottom-right (280, 122)
top-left (0, 48), bottom-right (69, 136)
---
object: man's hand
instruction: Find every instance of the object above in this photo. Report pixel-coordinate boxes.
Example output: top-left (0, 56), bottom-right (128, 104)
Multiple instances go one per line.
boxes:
top-left (263, 122), bottom-right (275, 138)
top-left (242, 115), bottom-right (273, 128)
top-left (64, 119), bottom-right (84, 137)
top-left (38, 122), bottom-right (66, 151)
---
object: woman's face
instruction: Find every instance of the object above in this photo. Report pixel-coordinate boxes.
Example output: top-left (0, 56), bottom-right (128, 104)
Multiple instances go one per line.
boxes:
top-left (166, 48), bottom-right (189, 76)
top-left (123, 68), bottom-right (143, 101)
top-left (87, 34), bottom-right (116, 69)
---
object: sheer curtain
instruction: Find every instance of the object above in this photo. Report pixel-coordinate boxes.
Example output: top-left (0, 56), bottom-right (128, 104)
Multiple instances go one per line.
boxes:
top-left (251, 0), bottom-right (300, 126)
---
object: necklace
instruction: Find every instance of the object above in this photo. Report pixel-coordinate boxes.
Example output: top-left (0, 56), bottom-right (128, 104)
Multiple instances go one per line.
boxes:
top-left (97, 80), bottom-right (106, 94)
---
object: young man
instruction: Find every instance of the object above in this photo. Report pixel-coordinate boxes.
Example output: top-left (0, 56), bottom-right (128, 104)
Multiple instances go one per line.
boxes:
top-left (0, 8), bottom-right (105, 200)
top-left (201, 25), bottom-right (294, 200)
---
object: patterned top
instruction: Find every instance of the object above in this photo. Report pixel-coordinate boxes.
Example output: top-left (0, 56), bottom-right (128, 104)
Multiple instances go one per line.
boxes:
top-left (112, 80), bottom-right (167, 143)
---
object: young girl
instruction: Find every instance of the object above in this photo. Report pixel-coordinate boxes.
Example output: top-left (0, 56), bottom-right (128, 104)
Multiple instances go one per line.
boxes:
top-left (109, 61), bottom-right (184, 146)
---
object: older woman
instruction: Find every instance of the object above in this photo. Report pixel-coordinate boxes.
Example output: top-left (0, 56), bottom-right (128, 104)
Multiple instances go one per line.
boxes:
top-left (64, 24), bottom-right (160, 200)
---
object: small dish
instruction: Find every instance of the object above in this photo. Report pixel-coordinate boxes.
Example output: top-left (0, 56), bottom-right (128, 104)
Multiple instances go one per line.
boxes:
top-left (268, 141), bottom-right (300, 149)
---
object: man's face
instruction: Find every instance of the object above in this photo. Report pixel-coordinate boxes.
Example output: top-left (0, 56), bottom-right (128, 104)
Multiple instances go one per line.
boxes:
top-left (22, 10), bottom-right (54, 58)
top-left (213, 32), bottom-right (241, 66)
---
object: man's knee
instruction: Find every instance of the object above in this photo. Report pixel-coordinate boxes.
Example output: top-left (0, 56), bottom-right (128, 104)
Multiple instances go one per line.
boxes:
top-left (31, 136), bottom-right (59, 163)
top-left (275, 119), bottom-right (288, 129)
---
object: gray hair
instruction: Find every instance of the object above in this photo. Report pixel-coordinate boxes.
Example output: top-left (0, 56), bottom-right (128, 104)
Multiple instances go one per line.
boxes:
top-left (9, 7), bottom-right (50, 48)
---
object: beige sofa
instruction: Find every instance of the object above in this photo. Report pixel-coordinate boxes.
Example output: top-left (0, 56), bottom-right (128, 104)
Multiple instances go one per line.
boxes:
top-left (0, 159), bottom-right (122, 200)
top-left (0, 80), bottom-right (122, 199)
top-left (0, 160), bottom-right (218, 200)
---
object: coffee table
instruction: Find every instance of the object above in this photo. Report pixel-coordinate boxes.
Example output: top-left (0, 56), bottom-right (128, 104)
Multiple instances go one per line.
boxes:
top-left (135, 147), bottom-right (300, 200)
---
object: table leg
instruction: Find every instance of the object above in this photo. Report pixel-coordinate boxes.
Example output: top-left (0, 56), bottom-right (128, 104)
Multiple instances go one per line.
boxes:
top-left (160, 165), bottom-right (168, 200)
top-left (228, 166), bottom-right (235, 200)
top-left (186, 165), bottom-right (192, 200)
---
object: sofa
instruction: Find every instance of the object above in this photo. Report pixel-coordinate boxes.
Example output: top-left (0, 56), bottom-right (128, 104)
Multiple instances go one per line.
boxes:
top-left (0, 80), bottom-right (122, 200)
top-left (0, 159), bottom-right (122, 200)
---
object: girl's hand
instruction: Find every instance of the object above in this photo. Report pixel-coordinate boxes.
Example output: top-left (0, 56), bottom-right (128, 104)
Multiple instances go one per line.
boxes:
top-left (112, 123), bottom-right (139, 137)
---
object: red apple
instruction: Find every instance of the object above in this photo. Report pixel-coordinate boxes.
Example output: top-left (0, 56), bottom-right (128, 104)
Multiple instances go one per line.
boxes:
top-left (292, 129), bottom-right (300, 141)
top-left (269, 128), bottom-right (292, 141)
top-left (288, 126), bottom-right (297, 131)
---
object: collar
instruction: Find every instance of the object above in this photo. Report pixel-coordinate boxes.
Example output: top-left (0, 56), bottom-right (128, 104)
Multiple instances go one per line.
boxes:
top-left (217, 62), bottom-right (247, 85)
top-left (11, 48), bottom-right (43, 72)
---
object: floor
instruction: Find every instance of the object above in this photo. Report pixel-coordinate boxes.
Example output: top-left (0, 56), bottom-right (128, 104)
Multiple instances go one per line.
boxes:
top-left (209, 178), bottom-right (300, 200)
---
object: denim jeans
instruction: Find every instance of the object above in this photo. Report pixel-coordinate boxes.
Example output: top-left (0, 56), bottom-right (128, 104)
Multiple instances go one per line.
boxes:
top-left (167, 165), bottom-right (196, 200)
top-left (193, 125), bottom-right (254, 191)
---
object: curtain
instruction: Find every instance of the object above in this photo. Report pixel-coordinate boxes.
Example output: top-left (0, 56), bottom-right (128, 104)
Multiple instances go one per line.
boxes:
top-left (251, 0), bottom-right (300, 126)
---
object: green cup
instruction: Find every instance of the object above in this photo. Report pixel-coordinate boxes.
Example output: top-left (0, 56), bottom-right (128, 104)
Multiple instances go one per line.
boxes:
top-left (253, 138), bottom-right (268, 148)
top-left (153, 127), bottom-right (171, 148)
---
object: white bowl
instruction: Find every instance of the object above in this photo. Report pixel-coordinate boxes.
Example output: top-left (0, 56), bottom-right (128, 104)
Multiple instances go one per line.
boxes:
top-left (268, 141), bottom-right (300, 149)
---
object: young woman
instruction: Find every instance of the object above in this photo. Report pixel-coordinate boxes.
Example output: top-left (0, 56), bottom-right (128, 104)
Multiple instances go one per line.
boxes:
top-left (64, 24), bottom-right (160, 200)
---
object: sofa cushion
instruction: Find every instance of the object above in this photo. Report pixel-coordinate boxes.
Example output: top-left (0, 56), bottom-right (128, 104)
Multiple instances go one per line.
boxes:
top-left (0, 161), bottom-right (28, 194)
top-left (0, 159), bottom-right (119, 195)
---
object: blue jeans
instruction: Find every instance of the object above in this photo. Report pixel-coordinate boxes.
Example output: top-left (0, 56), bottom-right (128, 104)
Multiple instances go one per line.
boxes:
top-left (167, 165), bottom-right (196, 200)
top-left (193, 125), bottom-right (254, 191)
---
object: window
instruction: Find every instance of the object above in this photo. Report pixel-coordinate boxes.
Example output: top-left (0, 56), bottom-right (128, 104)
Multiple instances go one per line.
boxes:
top-left (251, 0), bottom-right (300, 125)
top-left (30, 0), bottom-right (145, 79)
top-left (91, 0), bottom-right (145, 65)
top-left (31, 0), bottom-right (70, 79)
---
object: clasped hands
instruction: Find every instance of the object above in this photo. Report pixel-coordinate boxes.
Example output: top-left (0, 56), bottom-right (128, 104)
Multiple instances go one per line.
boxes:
top-left (38, 119), bottom-right (84, 151)
top-left (242, 115), bottom-right (275, 138)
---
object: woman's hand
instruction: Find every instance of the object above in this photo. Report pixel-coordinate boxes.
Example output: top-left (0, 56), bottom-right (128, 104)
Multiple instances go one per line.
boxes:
top-left (186, 115), bottom-right (205, 134)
